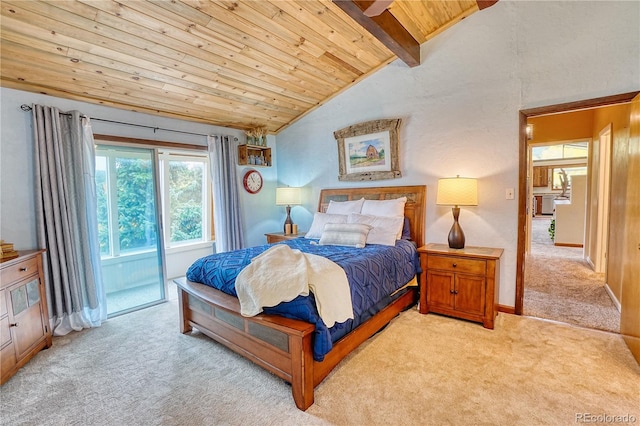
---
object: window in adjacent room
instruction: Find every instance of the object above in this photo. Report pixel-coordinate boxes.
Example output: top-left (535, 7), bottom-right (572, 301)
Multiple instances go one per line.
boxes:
top-left (531, 141), bottom-right (588, 161)
top-left (551, 166), bottom-right (587, 190)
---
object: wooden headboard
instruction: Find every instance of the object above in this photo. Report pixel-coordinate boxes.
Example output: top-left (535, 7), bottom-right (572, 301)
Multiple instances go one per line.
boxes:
top-left (317, 185), bottom-right (426, 248)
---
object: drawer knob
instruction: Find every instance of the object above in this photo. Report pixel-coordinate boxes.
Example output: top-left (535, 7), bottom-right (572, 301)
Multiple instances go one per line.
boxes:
top-left (19, 267), bottom-right (28, 272)
top-left (10, 323), bottom-right (18, 327)
top-left (452, 263), bottom-right (457, 267)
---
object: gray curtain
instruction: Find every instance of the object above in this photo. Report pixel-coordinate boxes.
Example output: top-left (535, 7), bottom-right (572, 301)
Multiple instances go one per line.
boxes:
top-left (32, 105), bottom-right (106, 335)
top-left (208, 134), bottom-right (244, 252)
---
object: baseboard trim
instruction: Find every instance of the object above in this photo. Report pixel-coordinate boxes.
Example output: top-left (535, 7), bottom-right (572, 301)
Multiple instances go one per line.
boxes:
top-left (586, 256), bottom-right (596, 270)
top-left (554, 242), bottom-right (583, 247)
top-left (497, 304), bottom-right (515, 314)
top-left (604, 283), bottom-right (622, 313)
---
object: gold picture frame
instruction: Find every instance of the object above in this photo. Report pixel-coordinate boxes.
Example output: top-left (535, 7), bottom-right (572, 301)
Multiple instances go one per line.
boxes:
top-left (333, 118), bottom-right (402, 181)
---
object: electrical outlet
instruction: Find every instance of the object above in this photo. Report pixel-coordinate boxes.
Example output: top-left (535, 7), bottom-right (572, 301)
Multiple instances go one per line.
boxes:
top-left (506, 188), bottom-right (515, 200)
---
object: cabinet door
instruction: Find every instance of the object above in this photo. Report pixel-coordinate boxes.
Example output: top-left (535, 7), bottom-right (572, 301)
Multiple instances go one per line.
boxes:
top-left (533, 166), bottom-right (548, 187)
top-left (426, 271), bottom-right (454, 309)
top-left (0, 287), bottom-right (17, 377)
top-left (9, 278), bottom-right (46, 359)
top-left (0, 288), bottom-right (11, 349)
top-left (0, 341), bottom-right (17, 380)
top-left (454, 274), bottom-right (486, 316)
top-left (0, 316), bottom-right (11, 349)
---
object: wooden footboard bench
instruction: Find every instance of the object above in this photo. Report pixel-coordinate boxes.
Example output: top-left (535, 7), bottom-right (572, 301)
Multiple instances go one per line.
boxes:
top-left (175, 277), bottom-right (417, 410)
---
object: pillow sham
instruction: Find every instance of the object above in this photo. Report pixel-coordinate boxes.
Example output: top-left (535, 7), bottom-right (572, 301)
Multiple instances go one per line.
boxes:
top-left (348, 213), bottom-right (403, 246)
top-left (319, 223), bottom-right (371, 248)
top-left (305, 213), bottom-right (348, 239)
top-left (325, 198), bottom-right (365, 215)
top-left (361, 196), bottom-right (407, 218)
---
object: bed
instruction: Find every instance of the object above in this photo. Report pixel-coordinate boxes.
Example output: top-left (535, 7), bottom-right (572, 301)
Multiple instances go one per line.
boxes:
top-left (174, 185), bottom-right (426, 410)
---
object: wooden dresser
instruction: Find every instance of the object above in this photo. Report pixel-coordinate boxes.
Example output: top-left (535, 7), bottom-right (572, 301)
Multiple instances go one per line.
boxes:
top-left (418, 243), bottom-right (503, 329)
top-left (1, 250), bottom-right (52, 384)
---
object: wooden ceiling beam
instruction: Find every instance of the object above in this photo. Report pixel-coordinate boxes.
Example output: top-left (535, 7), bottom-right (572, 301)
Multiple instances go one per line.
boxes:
top-left (363, 0), bottom-right (394, 17)
top-left (332, 0), bottom-right (420, 67)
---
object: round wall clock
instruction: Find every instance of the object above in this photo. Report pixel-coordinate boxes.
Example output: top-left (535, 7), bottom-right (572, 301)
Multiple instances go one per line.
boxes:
top-left (243, 169), bottom-right (263, 194)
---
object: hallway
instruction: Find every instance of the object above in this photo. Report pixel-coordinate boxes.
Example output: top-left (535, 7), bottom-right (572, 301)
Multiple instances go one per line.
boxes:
top-left (523, 216), bottom-right (620, 333)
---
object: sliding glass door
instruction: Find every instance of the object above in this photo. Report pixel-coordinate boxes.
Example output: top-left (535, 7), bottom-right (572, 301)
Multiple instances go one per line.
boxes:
top-left (95, 145), bottom-right (166, 317)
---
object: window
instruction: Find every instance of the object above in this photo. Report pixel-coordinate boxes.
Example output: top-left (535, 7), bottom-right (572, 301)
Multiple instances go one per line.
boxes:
top-left (96, 147), bottom-right (213, 258)
top-left (95, 145), bottom-right (165, 316)
top-left (96, 148), bottom-right (160, 257)
top-left (159, 151), bottom-right (212, 248)
top-left (532, 142), bottom-right (588, 161)
top-left (551, 166), bottom-right (587, 190)
top-left (95, 142), bottom-right (211, 317)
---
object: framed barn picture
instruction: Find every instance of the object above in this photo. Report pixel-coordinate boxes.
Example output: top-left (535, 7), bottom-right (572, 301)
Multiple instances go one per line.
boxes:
top-left (334, 118), bottom-right (402, 181)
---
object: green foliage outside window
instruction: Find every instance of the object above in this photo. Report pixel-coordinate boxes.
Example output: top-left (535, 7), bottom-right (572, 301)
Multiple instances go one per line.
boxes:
top-left (96, 166), bottom-right (109, 255)
top-left (116, 157), bottom-right (157, 252)
top-left (95, 155), bottom-right (158, 255)
top-left (168, 161), bottom-right (203, 243)
top-left (96, 152), bottom-right (207, 257)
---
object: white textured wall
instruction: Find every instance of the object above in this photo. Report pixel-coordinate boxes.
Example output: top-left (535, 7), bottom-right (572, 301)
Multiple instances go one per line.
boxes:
top-left (0, 87), bottom-right (277, 251)
top-left (275, 1), bottom-right (640, 307)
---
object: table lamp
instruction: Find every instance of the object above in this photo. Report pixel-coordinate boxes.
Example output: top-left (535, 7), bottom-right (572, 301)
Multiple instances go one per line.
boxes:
top-left (436, 176), bottom-right (478, 249)
top-left (276, 187), bottom-right (301, 234)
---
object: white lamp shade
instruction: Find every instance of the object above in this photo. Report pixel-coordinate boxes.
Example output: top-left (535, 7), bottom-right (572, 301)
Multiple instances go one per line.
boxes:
top-left (436, 177), bottom-right (478, 206)
top-left (276, 187), bottom-right (301, 205)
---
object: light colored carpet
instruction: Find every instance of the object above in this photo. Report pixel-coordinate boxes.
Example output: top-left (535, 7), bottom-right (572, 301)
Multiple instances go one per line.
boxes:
top-left (524, 217), bottom-right (620, 333)
top-left (1, 298), bottom-right (638, 425)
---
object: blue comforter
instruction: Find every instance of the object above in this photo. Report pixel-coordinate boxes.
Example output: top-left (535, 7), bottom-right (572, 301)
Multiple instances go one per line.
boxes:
top-left (186, 238), bottom-right (419, 361)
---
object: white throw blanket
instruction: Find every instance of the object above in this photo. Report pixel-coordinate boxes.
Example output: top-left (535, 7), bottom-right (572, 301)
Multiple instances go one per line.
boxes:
top-left (235, 245), bottom-right (354, 327)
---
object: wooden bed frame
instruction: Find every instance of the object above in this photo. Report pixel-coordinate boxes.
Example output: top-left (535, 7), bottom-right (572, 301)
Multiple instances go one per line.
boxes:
top-left (174, 185), bottom-right (426, 410)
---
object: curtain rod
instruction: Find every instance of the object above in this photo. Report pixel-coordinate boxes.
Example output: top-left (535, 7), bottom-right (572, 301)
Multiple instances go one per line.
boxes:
top-left (20, 104), bottom-right (237, 140)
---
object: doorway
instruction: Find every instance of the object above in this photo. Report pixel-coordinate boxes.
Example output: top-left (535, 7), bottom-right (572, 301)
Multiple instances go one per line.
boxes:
top-left (524, 134), bottom-right (619, 332)
top-left (524, 180), bottom-right (619, 332)
top-left (515, 92), bottom-right (639, 330)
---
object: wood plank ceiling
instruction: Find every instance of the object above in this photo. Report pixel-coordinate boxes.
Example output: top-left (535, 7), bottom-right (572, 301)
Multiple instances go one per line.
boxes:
top-left (1, 1), bottom-right (494, 134)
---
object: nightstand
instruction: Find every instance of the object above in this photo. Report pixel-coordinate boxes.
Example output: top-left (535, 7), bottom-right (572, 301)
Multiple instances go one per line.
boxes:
top-left (265, 232), bottom-right (305, 244)
top-left (418, 243), bottom-right (503, 329)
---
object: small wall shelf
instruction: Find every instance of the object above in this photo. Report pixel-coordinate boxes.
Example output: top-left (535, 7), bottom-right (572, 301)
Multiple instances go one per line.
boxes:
top-left (238, 144), bottom-right (271, 167)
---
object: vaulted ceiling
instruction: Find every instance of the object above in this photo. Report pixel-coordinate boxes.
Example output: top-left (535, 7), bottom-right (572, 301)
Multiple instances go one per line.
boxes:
top-left (0, 1), bottom-right (496, 134)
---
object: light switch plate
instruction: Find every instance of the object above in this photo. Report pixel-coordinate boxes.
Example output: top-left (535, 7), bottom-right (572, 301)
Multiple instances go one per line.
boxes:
top-left (506, 188), bottom-right (515, 200)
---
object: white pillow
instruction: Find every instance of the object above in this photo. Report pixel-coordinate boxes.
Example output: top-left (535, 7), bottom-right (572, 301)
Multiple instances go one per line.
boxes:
top-left (319, 223), bottom-right (371, 248)
top-left (348, 213), bottom-right (404, 245)
top-left (325, 198), bottom-right (365, 215)
top-left (361, 197), bottom-right (407, 218)
top-left (305, 213), bottom-right (348, 239)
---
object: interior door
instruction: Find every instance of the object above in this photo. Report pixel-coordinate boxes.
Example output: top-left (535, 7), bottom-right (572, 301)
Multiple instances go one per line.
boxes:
top-left (592, 125), bottom-right (612, 272)
top-left (621, 94), bottom-right (640, 363)
top-left (526, 144), bottom-right (533, 254)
